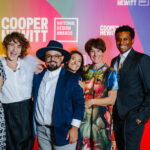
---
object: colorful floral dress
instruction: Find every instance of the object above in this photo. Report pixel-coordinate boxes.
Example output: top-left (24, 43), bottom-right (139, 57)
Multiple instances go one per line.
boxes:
top-left (79, 64), bottom-right (118, 150)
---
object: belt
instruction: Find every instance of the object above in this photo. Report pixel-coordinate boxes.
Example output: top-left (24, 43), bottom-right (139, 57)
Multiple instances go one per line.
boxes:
top-left (45, 125), bottom-right (53, 129)
top-left (36, 121), bottom-right (54, 129)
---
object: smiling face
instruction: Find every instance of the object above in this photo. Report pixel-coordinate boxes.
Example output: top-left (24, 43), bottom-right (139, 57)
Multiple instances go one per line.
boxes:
top-left (67, 53), bottom-right (82, 73)
top-left (6, 40), bottom-right (22, 61)
top-left (45, 50), bottom-right (64, 71)
top-left (89, 47), bottom-right (104, 64)
top-left (116, 31), bottom-right (134, 54)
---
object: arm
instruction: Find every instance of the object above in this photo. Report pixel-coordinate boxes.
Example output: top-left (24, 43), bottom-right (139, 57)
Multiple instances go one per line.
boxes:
top-left (0, 77), bottom-right (3, 91)
top-left (32, 74), bottom-right (37, 98)
top-left (78, 80), bottom-right (85, 90)
top-left (66, 126), bottom-right (78, 144)
top-left (85, 90), bottom-right (117, 109)
top-left (71, 76), bottom-right (85, 121)
top-left (67, 75), bottom-right (85, 144)
top-left (0, 60), bottom-right (5, 91)
top-left (35, 64), bottom-right (45, 74)
top-left (137, 55), bottom-right (150, 123)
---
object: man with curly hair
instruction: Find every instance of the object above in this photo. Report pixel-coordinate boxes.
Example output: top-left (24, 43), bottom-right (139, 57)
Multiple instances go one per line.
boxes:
top-left (0, 32), bottom-right (39, 150)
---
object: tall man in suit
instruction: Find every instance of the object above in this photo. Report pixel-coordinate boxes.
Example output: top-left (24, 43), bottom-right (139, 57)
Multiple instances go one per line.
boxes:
top-left (111, 25), bottom-right (150, 150)
top-left (32, 40), bottom-right (84, 150)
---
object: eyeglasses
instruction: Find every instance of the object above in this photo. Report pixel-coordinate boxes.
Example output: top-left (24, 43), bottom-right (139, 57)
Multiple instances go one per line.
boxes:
top-left (45, 54), bottom-right (62, 59)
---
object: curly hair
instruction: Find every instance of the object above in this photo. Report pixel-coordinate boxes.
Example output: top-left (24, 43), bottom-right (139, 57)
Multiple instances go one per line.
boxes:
top-left (3, 32), bottom-right (29, 58)
top-left (85, 38), bottom-right (106, 54)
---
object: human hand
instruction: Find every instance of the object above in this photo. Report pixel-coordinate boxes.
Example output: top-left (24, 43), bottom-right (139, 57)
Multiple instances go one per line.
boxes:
top-left (35, 64), bottom-right (44, 74)
top-left (66, 126), bottom-right (78, 144)
top-left (85, 99), bottom-right (93, 109)
top-left (136, 118), bottom-right (142, 124)
top-left (78, 80), bottom-right (85, 90)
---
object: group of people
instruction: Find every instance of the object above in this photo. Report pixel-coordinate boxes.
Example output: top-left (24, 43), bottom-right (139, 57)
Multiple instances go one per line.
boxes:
top-left (0, 25), bottom-right (149, 150)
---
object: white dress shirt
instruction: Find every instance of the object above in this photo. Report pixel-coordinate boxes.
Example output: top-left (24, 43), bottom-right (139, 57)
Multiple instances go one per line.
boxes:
top-left (0, 55), bottom-right (39, 103)
top-left (35, 67), bottom-right (61, 126)
top-left (114, 48), bottom-right (132, 71)
top-left (35, 67), bottom-right (81, 127)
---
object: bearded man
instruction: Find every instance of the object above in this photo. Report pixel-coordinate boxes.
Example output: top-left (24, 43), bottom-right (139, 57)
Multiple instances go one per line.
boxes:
top-left (32, 40), bottom-right (84, 150)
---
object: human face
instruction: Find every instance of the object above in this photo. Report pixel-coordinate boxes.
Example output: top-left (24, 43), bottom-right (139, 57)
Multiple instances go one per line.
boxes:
top-left (89, 47), bottom-right (104, 64)
top-left (116, 31), bottom-right (134, 54)
top-left (45, 50), bottom-right (64, 71)
top-left (6, 40), bottom-right (22, 61)
top-left (68, 53), bottom-right (82, 73)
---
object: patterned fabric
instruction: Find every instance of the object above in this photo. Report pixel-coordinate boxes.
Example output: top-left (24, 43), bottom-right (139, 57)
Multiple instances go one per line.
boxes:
top-left (79, 64), bottom-right (118, 150)
top-left (0, 60), bottom-right (6, 150)
top-left (0, 103), bottom-right (6, 150)
top-left (0, 60), bottom-right (6, 86)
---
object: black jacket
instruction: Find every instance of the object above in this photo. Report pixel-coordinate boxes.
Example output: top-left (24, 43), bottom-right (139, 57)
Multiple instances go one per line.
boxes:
top-left (111, 49), bottom-right (150, 123)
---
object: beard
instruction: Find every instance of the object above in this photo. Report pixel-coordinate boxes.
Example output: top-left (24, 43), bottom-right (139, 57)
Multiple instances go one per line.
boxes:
top-left (46, 61), bottom-right (60, 71)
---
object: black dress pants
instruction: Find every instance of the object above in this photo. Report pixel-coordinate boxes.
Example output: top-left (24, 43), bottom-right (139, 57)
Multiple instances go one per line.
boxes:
top-left (3, 99), bottom-right (34, 150)
top-left (113, 108), bottom-right (145, 150)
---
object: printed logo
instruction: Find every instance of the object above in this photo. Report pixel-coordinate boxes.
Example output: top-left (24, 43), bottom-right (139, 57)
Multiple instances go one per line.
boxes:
top-left (100, 25), bottom-right (119, 36)
top-left (138, 0), bottom-right (149, 6)
top-left (117, 0), bottom-right (150, 6)
top-left (54, 18), bottom-right (78, 42)
top-left (117, 0), bottom-right (137, 6)
top-left (1, 17), bottom-right (48, 42)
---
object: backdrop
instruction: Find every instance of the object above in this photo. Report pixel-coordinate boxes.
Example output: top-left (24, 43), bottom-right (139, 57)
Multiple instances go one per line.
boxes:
top-left (0, 0), bottom-right (150, 149)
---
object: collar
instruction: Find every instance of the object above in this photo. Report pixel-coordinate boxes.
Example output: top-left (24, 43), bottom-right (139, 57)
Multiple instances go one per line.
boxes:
top-left (46, 66), bottom-right (62, 78)
top-left (16, 58), bottom-right (21, 70)
top-left (4, 57), bottom-right (21, 71)
top-left (120, 48), bottom-right (132, 59)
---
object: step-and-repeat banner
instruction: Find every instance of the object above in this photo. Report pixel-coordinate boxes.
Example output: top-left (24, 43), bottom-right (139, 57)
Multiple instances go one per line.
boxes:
top-left (0, 0), bottom-right (150, 149)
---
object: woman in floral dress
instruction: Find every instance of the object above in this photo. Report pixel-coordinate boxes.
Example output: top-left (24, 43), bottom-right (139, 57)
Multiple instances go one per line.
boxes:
top-left (79, 38), bottom-right (118, 150)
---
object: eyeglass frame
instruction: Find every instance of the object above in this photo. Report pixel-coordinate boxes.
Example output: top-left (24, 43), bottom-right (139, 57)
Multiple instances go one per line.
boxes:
top-left (45, 54), bottom-right (63, 60)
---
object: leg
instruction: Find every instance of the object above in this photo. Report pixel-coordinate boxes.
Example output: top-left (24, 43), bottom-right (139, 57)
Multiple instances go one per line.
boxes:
top-left (3, 103), bottom-right (20, 150)
top-left (0, 103), bottom-right (6, 149)
top-left (37, 125), bottom-right (53, 150)
top-left (54, 142), bottom-right (77, 150)
top-left (113, 109), bottom-right (124, 150)
top-left (20, 100), bottom-right (34, 150)
top-left (124, 111), bottom-right (145, 150)
top-left (3, 99), bottom-right (34, 150)
top-left (113, 119), bottom-right (124, 150)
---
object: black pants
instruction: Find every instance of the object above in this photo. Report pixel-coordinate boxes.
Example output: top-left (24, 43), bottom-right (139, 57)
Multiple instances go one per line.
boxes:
top-left (3, 99), bottom-right (34, 150)
top-left (113, 108), bottom-right (145, 150)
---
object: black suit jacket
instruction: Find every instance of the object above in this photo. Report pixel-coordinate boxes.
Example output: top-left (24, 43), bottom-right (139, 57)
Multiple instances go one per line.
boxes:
top-left (111, 49), bottom-right (150, 122)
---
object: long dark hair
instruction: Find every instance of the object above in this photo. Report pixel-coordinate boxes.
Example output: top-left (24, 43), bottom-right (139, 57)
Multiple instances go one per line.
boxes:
top-left (64, 50), bottom-right (84, 78)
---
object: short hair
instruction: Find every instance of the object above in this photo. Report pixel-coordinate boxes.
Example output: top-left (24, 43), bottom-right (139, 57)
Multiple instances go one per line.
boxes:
top-left (3, 32), bottom-right (29, 58)
top-left (115, 25), bottom-right (135, 39)
top-left (85, 38), bottom-right (106, 54)
top-left (64, 50), bottom-right (84, 77)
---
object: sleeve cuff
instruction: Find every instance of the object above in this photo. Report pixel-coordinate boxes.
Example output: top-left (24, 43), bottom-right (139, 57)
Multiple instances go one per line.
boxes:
top-left (71, 119), bottom-right (81, 128)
